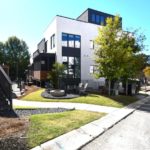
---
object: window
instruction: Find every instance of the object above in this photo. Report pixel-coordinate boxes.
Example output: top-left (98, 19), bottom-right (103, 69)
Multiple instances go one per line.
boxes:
top-left (69, 57), bottom-right (74, 65)
top-left (74, 57), bottom-right (80, 66)
top-left (90, 40), bottom-right (94, 49)
top-left (62, 33), bottom-right (68, 47)
top-left (62, 33), bottom-right (81, 48)
top-left (96, 15), bottom-right (100, 24)
top-left (62, 56), bottom-right (80, 78)
top-left (68, 34), bottom-right (74, 47)
top-left (100, 16), bottom-right (105, 25)
top-left (90, 66), bottom-right (94, 74)
top-left (50, 34), bottom-right (55, 49)
top-left (90, 65), bottom-right (98, 74)
top-left (75, 35), bottom-right (81, 48)
top-left (41, 60), bottom-right (45, 65)
top-left (91, 14), bottom-right (95, 22)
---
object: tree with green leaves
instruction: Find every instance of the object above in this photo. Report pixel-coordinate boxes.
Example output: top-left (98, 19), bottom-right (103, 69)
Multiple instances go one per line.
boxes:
top-left (94, 15), bottom-right (146, 95)
top-left (5, 36), bottom-right (30, 80)
top-left (47, 62), bottom-right (65, 89)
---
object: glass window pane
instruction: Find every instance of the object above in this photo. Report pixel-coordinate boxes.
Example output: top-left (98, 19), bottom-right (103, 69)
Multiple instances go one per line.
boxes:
top-left (75, 35), bottom-right (80, 48)
top-left (96, 15), bottom-right (100, 24)
top-left (91, 14), bottom-right (95, 22)
top-left (90, 66), bottom-right (94, 74)
top-left (69, 57), bottom-right (74, 65)
top-left (64, 67), bottom-right (68, 76)
top-left (90, 40), bottom-right (94, 49)
top-left (68, 34), bottom-right (74, 47)
top-left (62, 56), bottom-right (67, 62)
top-left (68, 68), bottom-right (74, 78)
top-left (74, 57), bottom-right (80, 65)
top-left (62, 33), bottom-right (68, 47)
top-left (101, 16), bottom-right (105, 25)
top-left (75, 65), bottom-right (80, 78)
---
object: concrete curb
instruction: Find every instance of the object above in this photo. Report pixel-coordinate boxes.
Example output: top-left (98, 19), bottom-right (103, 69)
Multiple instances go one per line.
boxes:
top-left (31, 96), bottom-right (150, 150)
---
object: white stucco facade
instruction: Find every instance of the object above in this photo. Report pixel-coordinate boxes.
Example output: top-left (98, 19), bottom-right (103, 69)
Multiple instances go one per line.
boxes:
top-left (43, 16), bottom-right (104, 89)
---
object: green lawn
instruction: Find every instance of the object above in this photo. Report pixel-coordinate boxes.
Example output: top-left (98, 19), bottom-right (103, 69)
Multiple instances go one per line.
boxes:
top-left (27, 110), bottom-right (105, 148)
top-left (21, 89), bottom-right (139, 108)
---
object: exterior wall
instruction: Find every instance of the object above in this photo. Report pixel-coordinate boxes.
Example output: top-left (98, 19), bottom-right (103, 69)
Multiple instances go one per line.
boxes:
top-left (33, 71), bottom-right (49, 81)
top-left (56, 16), bottom-right (103, 89)
top-left (44, 17), bottom-right (57, 54)
top-left (77, 10), bottom-right (88, 22)
top-left (42, 15), bottom-right (109, 89)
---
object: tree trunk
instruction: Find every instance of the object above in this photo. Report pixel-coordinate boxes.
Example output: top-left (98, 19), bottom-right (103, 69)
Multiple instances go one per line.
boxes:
top-left (125, 80), bottom-right (128, 95)
top-left (108, 79), bottom-right (111, 96)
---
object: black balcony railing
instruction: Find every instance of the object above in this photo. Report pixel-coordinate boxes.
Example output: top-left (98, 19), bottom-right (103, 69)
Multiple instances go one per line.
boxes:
top-left (0, 65), bottom-right (12, 110)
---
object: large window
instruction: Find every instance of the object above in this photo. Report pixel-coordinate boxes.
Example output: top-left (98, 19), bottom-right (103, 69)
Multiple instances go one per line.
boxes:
top-left (91, 14), bottom-right (105, 25)
top-left (50, 34), bottom-right (55, 49)
top-left (62, 33), bottom-right (81, 48)
top-left (62, 56), bottom-right (80, 78)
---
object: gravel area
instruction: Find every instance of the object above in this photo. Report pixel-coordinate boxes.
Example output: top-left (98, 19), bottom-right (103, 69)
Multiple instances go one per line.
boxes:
top-left (14, 108), bottom-right (74, 117)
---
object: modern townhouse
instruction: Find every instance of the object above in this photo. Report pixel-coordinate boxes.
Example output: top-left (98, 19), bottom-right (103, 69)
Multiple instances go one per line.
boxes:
top-left (31, 8), bottom-right (121, 89)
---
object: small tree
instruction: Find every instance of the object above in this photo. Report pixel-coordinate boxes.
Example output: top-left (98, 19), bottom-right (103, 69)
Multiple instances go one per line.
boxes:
top-left (47, 62), bottom-right (65, 89)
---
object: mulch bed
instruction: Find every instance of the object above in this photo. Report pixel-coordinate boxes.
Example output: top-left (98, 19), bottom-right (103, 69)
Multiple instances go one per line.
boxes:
top-left (0, 116), bottom-right (29, 150)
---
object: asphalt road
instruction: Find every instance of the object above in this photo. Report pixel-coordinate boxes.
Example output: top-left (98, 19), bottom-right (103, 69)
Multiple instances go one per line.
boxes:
top-left (81, 101), bottom-right (150, 150)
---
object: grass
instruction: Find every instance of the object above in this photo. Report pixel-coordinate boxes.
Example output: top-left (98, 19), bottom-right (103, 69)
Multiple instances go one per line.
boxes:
top-left (21, 89), bottom-right (139, 108)
top-left (27, 110), bottom-right (105, 148)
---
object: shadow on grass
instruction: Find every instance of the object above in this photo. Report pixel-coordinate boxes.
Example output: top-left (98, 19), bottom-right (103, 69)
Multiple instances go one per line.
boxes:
top-left (89, 92), bottom-right (148, 107)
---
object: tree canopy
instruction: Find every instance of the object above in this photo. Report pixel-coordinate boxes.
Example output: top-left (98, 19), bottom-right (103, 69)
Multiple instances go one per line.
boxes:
top-left (94, 15), bottom-right (146, 94)
top-left (0, 36), bottom-right (30, 80)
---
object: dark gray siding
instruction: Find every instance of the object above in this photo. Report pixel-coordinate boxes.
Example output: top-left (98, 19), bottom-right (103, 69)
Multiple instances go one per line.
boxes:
top-left (37, 38), bottom-right (46, 53)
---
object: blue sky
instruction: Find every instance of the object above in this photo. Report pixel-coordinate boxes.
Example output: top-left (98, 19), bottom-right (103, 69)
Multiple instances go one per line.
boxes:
top-left (0, 0), bottom-right (150, 57)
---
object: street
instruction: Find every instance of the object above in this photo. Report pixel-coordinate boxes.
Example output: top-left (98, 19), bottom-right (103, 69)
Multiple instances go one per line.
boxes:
top-left (81, 100), bottom-right (150, 150)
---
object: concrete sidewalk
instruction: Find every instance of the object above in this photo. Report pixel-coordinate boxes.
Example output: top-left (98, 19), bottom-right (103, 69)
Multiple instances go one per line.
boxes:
top-left (13, 99), bottom-right (119, 114)
top-left (29, 96), bottom-right (150, 150)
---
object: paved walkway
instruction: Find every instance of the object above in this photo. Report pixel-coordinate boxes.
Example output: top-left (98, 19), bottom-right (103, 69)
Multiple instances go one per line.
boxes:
top-left (13, 99), bottom-right (119, 113)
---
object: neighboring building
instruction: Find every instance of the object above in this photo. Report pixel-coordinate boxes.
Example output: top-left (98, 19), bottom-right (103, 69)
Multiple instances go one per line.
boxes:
top-left (31, 8), bottom-right (121, 89)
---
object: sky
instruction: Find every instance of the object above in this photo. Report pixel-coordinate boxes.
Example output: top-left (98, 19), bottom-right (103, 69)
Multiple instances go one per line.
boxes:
top-left (0, 0), bottom-right (150, 59)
